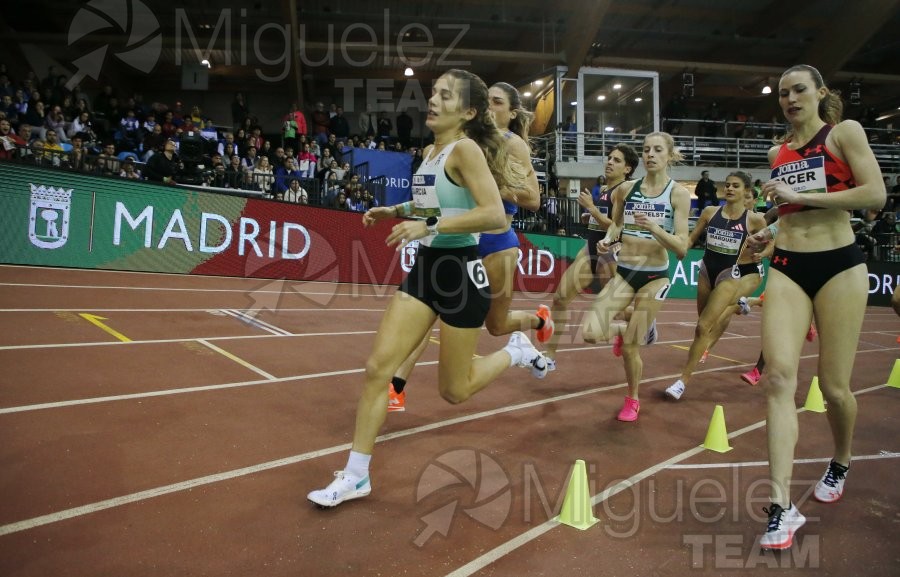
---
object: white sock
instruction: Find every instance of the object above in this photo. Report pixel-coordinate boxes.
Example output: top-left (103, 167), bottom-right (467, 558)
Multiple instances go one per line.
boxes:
top-left (345, 450), bottom-right (371, 479)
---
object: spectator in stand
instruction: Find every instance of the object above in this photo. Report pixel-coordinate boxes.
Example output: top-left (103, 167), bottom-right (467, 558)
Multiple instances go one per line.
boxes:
top-left (17, 124), bottom-right (34, 151)
top-left (119, 158), bottom-right (141, 180)
top-left (95, 141), bottom-right (120, 176)
top-left (23, 100), bottom-right (45, 130)
top-left (231, 93), bottom-right (248, 129)
top-left (241, 145), bottom-right (258, 172)
top-left (252, 155), bottom-right (275, 195)
top-left (695, 170), bottom-right (717, 210)
top-left (298, 142), bottom-right (317, 178)
top-left (282, 106), bottom-right (300, 151)
top-left (324, 133), bottom-right (339, 160)
top-left (284, 178), bottom-right (309, 204)
top-left (0, 118), bottom-right (25, 160)
top-left (217, 132), bottom-right (236, 156)
top-left (119, 109), bottom-right (140, 150)
top-left (160, 111), bottom-right (177, 138)
top-left (69, 111), bottom-right (96, 143)
top-left (317, 147), bottom-right (334, 174)
top-left (207, 164), bottom-right (228, 188)
top-left (224, 154), bottom-right (243, 188)
top-left (141, 113), bottom-right (156, 135)
top-left (329, 105), bottom-right (350, 139)
top-left (358, 104), bottom-right (376, 138)
top-left (144, 138), bottom-right (181, 184)
top-left (0, 94), bottom-right (17, 125)
top-left (274, 156), bottom-right (302, 193)
top-left (376, 140), bottom-right (386, 151)
top-left (66, 136), bottom-right (86, 171)
top-left (259, 140), bottom-right (273, 164)
top-left (396, 109), bottom-right (413, 148)
top-left (324, 171), bottom-right (342, 203)
top-left (93, 85), bottom-right (114, 121)
top-left (269, 146), bottom-right (286, 168)
top-left (142, 123), bottom-right (166, 161)
top-left (377, 111), bottom-right (392, 143)
top-left (332, 190), bottom-right (350, 210)
top-left (42, 129), bottom-right (64, 165)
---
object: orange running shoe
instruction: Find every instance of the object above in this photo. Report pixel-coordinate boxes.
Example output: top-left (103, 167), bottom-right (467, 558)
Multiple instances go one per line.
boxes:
top-left (806, 324), bottom-right (817, 342)
top-left (535, 304), bottom-right (554, 343)
top-left (388, 383), bottom-right (406, 412)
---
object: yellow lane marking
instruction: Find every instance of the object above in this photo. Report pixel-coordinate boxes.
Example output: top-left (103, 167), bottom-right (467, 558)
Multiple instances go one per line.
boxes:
top-left (78, 313), bottom-right (132, 342)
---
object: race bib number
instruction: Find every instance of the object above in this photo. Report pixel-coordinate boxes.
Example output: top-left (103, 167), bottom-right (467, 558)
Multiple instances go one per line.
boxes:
top-left (467, 259), bottom-right (489, 289)
top-left (412, 174), bottom-right (441, 217)
top-left (706, 226), bottom-right (742, 255)
top-left (624, 201), bottom-right (667, 230)
top-left (771, 156), bottom-right (827, 194)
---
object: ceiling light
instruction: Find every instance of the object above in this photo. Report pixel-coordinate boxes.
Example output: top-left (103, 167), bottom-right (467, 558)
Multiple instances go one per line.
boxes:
top-left (761, 85), bottom-right (772, 94)
top-left (535, 79), bottom-right (544, 86)
top-left (523, 91), bottom-right (532, 97)
top-left (613, 83), bottom-right (622, 90)
top-left (634, 97), bottom-right (642, 102)
top-left (570, 101), bottom-right (577, 106)
top-left (597, 95), bottom-right (606, 101)
top-left (201, 59), bottom-right (211, 69)
top-left (604, 126), bottom-right (614, 132)
top-left (404, 67), bottom-right (414, 77)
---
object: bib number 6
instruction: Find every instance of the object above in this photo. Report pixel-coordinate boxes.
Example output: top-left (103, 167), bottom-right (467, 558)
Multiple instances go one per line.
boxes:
top-left (467, 259), bottom-right (489, 289)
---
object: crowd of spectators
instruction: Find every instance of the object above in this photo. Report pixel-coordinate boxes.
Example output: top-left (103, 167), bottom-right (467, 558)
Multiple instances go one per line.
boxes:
top-left (0, 64), bottom-right (426, 212)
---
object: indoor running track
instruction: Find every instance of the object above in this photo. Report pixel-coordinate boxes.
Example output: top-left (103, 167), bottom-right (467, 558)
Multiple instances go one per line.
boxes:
top-left (0, 264), bottom-right (897, 576)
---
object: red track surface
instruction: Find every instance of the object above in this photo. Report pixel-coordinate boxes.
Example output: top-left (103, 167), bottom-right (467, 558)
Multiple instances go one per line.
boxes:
top-left (0, 264), bottom-right (897, 576)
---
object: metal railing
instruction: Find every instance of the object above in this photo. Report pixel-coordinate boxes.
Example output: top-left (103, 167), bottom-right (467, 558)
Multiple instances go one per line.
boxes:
top-left (536, 127), bottom-right (899, 173)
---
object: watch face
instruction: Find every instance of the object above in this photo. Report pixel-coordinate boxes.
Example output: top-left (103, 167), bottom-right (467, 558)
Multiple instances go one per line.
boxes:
top-left (426, 216), bottom-right (438, 226)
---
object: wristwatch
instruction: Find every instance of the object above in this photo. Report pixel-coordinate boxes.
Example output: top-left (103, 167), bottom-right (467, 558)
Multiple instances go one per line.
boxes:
top-left (425, 216), bottom-right (440, 235)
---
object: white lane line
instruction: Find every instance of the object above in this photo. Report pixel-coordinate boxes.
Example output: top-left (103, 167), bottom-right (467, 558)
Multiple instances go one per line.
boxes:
top-left (667, 451), bottom-right (900, 470)
top-left (442, 384), bottom-right (889, 577)
top-left (0, 330), bottom-right (378, 351)
top-left (0, 347), bottom-right (890, 414)
top-left (219, 309), bottom-right (292, 336)
top-left (0, 370), bottom-right (890, 537)
top-left (196, 339), bottom-right (277, 381)
top-left (226, 310), bottom-right (293, 336)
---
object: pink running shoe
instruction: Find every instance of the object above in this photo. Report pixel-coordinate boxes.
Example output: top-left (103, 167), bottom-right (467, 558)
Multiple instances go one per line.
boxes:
top-left (806, 324), bottom-right (817, 342)
top-left (741, 367), bottom-right (761, 386)
top-left (617, 396), bottom-right (640, 422)
top-left (612, 335), bottom-right (624, 357)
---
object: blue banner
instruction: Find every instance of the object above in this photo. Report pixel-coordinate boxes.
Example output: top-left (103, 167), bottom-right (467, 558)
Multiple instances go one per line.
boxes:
top-left (348, 148), bottom-right (413, 206)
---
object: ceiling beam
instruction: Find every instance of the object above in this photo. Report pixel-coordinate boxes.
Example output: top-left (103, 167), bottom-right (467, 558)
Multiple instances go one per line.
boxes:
top-left (798, 0), bottom-right (900, 80)
top-left (561, 0), bottom-right (613, 75)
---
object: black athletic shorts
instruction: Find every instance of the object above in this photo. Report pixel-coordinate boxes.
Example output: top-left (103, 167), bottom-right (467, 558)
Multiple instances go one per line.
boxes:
top-left (400, 244), bottom-right (492, 328)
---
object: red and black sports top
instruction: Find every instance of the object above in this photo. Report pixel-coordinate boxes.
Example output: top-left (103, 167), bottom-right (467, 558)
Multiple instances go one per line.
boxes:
top-left (771, 124), bottom-right (854, 216)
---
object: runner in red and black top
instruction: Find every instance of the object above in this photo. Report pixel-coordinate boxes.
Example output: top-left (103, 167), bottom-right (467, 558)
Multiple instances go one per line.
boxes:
top-left (745, 64), bottom-right (886, 550)
top-left (542, 143), bottom-right (639, 371)
top-left (664, 171), bottom-right (767, 400)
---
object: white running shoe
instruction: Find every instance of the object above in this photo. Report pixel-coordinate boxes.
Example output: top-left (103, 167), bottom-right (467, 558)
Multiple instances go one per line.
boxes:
top-left (644, 320), bottom-right (658, 345)
top-left (307, 471), bottom-right (371, 508)
top-left (545, 358), bottom-right (557, 373)
top-left (814, 460), bottom-right (849, 503)
top-left (665, 379), bottom-right (686, 400)
top-left (760, 503), bottom-right (806, 550)
top-left (505, 331), bottom-right (549, 379)
top-left (737, 296), bottom-right (752, 316)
